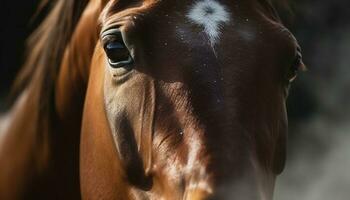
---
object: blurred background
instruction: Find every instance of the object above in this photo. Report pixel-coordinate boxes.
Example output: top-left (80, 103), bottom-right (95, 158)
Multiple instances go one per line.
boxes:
top-left (0, 0), bottom-right (349, 199)
top-left (275, 1), bottom-right (350, 199)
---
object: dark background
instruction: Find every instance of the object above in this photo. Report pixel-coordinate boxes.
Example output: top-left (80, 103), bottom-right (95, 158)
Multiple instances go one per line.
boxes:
top-left (1, 1), bottom-right (349, 199)
top-left (0, 0), bottom-right (47, 111)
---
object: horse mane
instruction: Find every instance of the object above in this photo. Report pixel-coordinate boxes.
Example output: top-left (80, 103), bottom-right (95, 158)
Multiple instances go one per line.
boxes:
top-left (11, 0), bottom-right (89, 129)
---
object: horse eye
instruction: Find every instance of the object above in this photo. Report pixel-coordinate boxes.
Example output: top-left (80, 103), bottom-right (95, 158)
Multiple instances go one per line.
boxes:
top-left (287, 54), bottom-right (304, 83)
top-left (102, 32), bottom-right (133, 68)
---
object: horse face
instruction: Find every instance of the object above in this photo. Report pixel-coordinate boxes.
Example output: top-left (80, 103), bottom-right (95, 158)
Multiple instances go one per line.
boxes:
top-left (81, 0), bottom-right (304, 199)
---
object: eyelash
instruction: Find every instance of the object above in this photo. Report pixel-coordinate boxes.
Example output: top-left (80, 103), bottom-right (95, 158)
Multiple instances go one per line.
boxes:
top-left (101, 30), bottom-right (133, 68)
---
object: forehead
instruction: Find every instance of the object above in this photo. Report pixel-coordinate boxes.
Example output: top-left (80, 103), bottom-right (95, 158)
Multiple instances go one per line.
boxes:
top-left (101, 0), bottom-right (294, 41)
top-left (186, 0), bottom-right (231, 46)
top-left (100, 0), bottom-right (298, 67)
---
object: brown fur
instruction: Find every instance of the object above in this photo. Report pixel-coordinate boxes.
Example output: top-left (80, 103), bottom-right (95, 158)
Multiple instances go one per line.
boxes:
top-left (81, 0), bottom-right (303, 199)
top-left (1, 0), bottom-right (303, 199)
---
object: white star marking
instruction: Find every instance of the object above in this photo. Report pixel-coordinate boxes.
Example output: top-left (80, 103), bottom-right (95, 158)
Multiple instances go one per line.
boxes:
top-left (187, 0), bottom-right (231, 47)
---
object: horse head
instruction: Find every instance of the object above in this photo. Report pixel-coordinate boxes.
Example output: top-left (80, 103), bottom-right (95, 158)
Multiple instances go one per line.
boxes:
top-left (80, 0), bottom-right (305, 199)
top-left (0, 0), bottom-right (304, 199)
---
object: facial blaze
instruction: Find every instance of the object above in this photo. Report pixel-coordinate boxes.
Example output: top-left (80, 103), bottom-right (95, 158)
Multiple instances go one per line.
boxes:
top-left (187, 0), bottom-right (231, 46)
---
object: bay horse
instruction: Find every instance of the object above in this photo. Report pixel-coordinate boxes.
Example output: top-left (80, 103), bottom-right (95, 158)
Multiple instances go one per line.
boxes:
top-left (0, 0), bottom-right (305, 199)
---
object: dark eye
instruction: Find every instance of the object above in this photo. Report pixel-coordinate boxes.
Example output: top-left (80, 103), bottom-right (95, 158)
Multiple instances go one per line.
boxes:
top-left (287, 53), bottom-right (304, 83)
top-left (102, 30), bottom-right (133, 68)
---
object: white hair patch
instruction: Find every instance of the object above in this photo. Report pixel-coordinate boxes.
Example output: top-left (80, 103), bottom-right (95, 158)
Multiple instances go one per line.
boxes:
top-left (187, 0), bottom-right (231, 47)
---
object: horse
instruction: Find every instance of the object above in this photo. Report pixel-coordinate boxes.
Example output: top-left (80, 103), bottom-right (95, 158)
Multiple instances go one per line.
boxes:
top-left (0, 0), bottom-right (305, 199)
